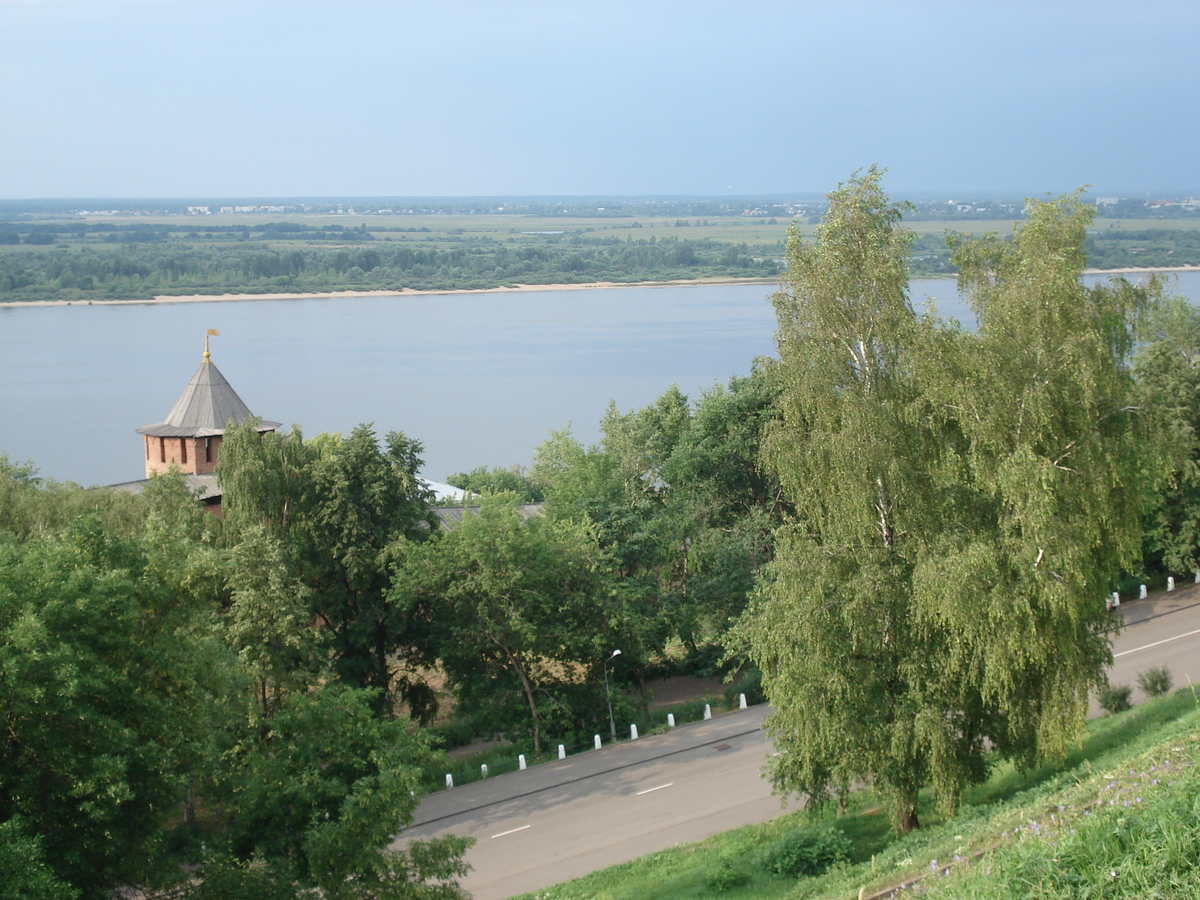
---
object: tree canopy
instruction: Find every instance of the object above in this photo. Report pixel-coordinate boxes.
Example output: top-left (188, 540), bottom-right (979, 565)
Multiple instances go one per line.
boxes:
top-left (736, 168), bottom-right (1166, 832)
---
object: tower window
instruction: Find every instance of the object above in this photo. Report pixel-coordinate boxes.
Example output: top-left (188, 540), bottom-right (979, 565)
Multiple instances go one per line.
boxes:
top-left (181, 439), bottom-right (188, 465)
top-left (159, 437), bottom-right (166, 463)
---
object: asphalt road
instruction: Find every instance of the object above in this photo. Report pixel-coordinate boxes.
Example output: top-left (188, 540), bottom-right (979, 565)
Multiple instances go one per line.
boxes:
top-left (395, 588), bottom-right (1200, 900)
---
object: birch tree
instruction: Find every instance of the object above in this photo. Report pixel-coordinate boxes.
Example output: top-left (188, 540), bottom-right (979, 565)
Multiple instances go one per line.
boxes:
top-left (737, 171), bottom-right (1164, 833)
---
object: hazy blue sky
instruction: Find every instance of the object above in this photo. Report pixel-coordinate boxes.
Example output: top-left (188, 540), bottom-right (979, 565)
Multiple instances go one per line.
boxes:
top-left (2, 0), bottom-right (1196, 199)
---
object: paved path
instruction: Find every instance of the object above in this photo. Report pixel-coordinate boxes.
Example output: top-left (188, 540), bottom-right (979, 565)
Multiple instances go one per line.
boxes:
top-left (396, 589), bottom-right (1200, 900)
top-left (1108, 583), bottom-right (1200, 701)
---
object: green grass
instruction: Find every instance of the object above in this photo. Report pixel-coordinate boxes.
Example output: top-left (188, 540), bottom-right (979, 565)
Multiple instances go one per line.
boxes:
top-left (509, 689), bottom-right (1200, 900)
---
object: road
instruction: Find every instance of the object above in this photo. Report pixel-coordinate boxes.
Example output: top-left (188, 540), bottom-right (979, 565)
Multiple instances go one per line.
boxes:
top-left (395, 587), bottom-right (1200, 900)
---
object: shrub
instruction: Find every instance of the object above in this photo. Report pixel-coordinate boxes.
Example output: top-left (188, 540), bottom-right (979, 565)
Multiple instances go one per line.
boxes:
top-left (703, 861), bottom-right (749, 892)
top-left (1137, 665), bottom-right (1174, 697)
top-left (1099, 683), bottom-right (1133, 714)
top-left (724, 666), bottom-right (765, 707)
top-left (762, 826), bottom-right (850, 877)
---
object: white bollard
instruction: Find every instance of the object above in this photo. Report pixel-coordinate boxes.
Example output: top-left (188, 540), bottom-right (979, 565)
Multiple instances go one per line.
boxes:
top-left (704, 703), bottom-right (712, 720)
top-left (481, 764), bottom-right (488, 779)
top-left (1194, 570), bottom-right (1199, 584)
top-left (1140, 584), bottom-right (1148, 600)
top-left (630, 724), bottom-right (638, 740)
top-left (594, 734), bottom-right (602, 750)
top-left (667, 713), bottom-right (676, 728)
top-left (1111, 591), bottom-right (1120, 608)
top-left (445, 774), bottom-right (454, 789)
top-left (739, 693), bottom-right (748, 710)
top-left (558, 744), bottom-right (566, 760)
top-left (518, 754), bottom-right (527, 770)
top-left (1168, 576), bottom-right (1176, 592)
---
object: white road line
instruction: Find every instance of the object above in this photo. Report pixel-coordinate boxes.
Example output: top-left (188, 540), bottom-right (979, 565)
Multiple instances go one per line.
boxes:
top-left (490, 825), bottom-right (531, 839)
top-left (1114, 626), bottom-right (1200, 659)
top-left (636, 782), bottom-right (674, 796)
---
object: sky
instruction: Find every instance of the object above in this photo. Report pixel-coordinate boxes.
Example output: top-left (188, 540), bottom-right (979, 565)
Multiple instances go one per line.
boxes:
top-left (1, 0), bottom-right (1197, 199)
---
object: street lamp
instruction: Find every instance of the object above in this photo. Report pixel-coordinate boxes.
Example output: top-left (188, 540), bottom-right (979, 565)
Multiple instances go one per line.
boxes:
top-left (603, 649), bottom-right (622, 742)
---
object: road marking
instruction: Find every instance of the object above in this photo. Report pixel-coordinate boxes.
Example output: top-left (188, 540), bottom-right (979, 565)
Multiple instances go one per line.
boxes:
top-left (636, 782), bottom-right (674, 796)
top-left (490, 825), bottom-right (531, 839)
top-left (1114, 626), bottom-right (1200, 659)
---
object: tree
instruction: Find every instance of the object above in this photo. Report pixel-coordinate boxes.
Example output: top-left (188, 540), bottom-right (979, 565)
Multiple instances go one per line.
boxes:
top-left (0, 513), bottom-right (223, 897)
top-left (738, 167), bottom-right (942, 832)
top-left (445, 464), bottom-right (543, 502)
top-left (394, 494), bottom-right (623, 752)
top-left (1133, 297), bottom-right (1200, 575)
top-left (736, 170), bottom-right (1162, 833)
top-left (659, 364), bottom-right (785, 644)
top-left (218, 421), bottom-right (440, 719)
top-left (213, 685), bottom-right (471, 900)
top-left (933, 192), bottom-right (1164, 766)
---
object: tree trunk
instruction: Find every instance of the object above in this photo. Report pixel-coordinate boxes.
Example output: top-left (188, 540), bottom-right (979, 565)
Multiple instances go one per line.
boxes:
top-left (506, 649), bottom-right (542, 754)
top-left (893, 788), bottom-right (920, 834)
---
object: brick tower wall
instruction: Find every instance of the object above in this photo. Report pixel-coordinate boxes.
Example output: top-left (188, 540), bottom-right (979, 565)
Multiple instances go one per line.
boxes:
top-left (143, 435), bottom-right (223, 478)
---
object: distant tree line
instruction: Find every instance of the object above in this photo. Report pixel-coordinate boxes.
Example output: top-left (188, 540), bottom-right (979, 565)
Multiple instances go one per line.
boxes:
top-left (0, 236), bottom-right (780, 301)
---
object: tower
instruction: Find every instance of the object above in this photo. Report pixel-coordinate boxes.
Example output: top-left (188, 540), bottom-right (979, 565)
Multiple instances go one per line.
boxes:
top-left (135, 334), bottom-right (281, 478)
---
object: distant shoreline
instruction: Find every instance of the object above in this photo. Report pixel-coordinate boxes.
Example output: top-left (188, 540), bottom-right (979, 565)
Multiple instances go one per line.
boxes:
top-left (1, 266), bottom-right (1196, 308)
top-left (0, 278), bottom-right (774, 309)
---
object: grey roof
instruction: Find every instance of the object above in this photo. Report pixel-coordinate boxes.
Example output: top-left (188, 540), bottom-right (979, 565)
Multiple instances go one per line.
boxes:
top-left (431, 503), bottom-right (544, 530)
top-left (136, 357), bottom-right (280, 438)
top-left (109, 473), bottom-right (222, 502)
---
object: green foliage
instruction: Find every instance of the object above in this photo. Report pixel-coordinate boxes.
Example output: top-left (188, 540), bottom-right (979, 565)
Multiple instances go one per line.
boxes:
top-left (218, 684), bottom-right (472, 899)
top-left (0, 457), bottom-right (472, 900)
top-left (1137, 665), bottom-right (1174, 697)
top-left (0, 226), bottom-right (780, 302)
top-left (0, 509), bottom-right (224, 897)
top-left (703, 861), bottom-right (750, 892)
top-left (724, 666), bottom-right (765, 707)
top-left (1099, 683), bottom-right (1134, 714)
top-left (762, 826), bottom-right (850, 877)
top-left (394, 494), bottom-right (624, 752)
top-left (1134, 298), bottom-right (1200, 575)
top-left (526, 364), bottom-right (784, 677)
top-left (446, 464), bottom-right (544, 502)
top-left (218, 421), bottom-right (439, 718)
top-left (737, 169), bottom-right (1165, 834)
top-left (0, 818), bottom-right (80, 900)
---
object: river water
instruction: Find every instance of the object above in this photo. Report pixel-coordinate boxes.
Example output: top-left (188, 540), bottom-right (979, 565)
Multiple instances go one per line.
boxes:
top-left (1, 271), bottom-right (1197, 487)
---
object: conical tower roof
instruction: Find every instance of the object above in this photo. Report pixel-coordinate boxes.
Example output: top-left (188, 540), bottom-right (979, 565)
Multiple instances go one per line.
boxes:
top-left (137, 342), bottom-right (281, 438)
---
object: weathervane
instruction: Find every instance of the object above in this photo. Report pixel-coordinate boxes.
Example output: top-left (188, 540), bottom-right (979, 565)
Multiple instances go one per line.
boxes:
top-left (203, 328), bottom-right (220, 360)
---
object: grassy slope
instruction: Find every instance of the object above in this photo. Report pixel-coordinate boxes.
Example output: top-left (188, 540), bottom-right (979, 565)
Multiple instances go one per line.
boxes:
top-left (509, 689), bottom-right (1200, 900)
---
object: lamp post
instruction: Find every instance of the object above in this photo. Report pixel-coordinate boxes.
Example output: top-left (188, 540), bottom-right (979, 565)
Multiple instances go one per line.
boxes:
top-left (603, 649), bottom-right (621, 742)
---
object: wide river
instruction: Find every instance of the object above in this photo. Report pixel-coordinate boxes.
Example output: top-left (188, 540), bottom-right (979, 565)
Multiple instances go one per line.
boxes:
top-left (2, 272), bottom-right (1198, 488)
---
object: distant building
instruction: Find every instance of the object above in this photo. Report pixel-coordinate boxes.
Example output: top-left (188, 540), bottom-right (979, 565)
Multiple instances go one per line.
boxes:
top-left (134, 336), bottom-right (280, 479)
top-left (112, 336), bottom-right (461, 512)
top-left (110, 337), bottom-right (280, 510)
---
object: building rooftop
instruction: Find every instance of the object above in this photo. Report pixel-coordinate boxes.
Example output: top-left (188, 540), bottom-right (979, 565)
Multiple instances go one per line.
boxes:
top-left (110, 473), bottom-right (222, 503)
top-left (136, 344), bottom-right (280, 438)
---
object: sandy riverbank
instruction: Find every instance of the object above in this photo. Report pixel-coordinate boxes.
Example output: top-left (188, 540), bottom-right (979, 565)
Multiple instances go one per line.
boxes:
top-left (0, 278), bottom-right (773, 309)
top-left (2, 267), bottom-right (1196, 309)
top-left (1083, 264), bottom-right (1200, 276)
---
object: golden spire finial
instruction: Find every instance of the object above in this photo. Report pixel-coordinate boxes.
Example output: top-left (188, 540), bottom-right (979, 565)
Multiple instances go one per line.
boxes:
top-left (204, 328), bottom-right (220, 360)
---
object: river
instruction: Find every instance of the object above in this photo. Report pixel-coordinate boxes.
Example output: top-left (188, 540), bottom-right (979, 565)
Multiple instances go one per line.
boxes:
top-left (1, 272), bottom-right (1197, 487)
